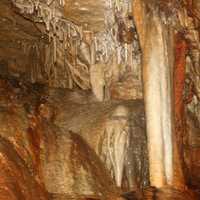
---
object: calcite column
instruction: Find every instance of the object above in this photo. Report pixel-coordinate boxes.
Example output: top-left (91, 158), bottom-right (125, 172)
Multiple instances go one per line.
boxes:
top-left (132, 0), bottom-right (174, 187)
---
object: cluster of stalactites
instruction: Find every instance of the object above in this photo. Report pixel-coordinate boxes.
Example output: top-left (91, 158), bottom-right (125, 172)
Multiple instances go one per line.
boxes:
top-left (11, 0), bottom-right (65, 14)
top-left (12, 0), bottom-right (142, 101)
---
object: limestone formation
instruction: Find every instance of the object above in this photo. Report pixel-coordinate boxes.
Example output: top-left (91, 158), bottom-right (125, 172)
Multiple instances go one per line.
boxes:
top-left (0, 0), bottom-right (200, 199)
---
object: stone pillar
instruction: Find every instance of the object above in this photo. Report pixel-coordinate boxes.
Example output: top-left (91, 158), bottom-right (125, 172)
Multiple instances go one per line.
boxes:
top-left (132, 0), bottom-right (174, 187)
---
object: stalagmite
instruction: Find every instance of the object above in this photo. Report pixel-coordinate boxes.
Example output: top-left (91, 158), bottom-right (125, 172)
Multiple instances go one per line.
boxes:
top-left (105, 105), bottom-right (130, 187)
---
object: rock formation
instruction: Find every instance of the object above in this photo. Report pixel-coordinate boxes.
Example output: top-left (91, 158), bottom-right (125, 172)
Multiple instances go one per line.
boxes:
top-left (0, 0), bottom-right (200, 199)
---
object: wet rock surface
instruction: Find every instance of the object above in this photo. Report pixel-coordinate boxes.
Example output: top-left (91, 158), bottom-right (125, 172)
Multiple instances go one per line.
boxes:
top-left (43, 87), bottom-right (149, 190)
top-left (0, 0), bottom-right (200, 199)
top-left (0, 77), bottom-right (198, 200)
top-left (0, 136), bottom-right (49, 200)
top-left (0, 77), bottom-right (148, 199)
top-left (0, 77), bottom-right (116, 198)
top-left (40, 129), bottom-right (117, 197)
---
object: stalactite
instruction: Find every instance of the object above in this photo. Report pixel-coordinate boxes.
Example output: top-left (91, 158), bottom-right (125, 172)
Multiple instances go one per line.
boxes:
top-left (12, 0), bottom-right (142, 99)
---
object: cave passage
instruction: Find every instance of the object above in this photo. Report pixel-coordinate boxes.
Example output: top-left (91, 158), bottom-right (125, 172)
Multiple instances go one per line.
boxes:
top-left (0, 0), bottom-right (200, 200)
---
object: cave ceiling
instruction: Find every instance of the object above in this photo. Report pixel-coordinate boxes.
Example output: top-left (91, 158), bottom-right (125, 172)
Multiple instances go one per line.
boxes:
top-left (0, 0), bottom-right (43, 63)
top-left (0, 0), bottom-right (143, 101)
top-left (0, 0), bottom-right (199, 101)
top-left (63, 0), bottom-right (107, 32)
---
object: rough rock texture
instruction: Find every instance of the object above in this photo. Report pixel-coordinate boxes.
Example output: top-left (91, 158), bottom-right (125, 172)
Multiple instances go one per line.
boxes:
top-left (40, 129), bottom-right (117, 197)
top-left (132, 0), bottom-right (200, 190)
top-left (121, 187), bottom-right (199, 200)
top-left (0, 137), bottom-right (49, 200)
top-left (0, 78), bottom-right (114, 199)
top-left (185, 109), bottom-right (200, 192)
top-left (0, 79), bottom-right (49, 200)
top-left (0, 0), bottom-right (46, 79)
top-left (0, 0), bottom-right (200, 199)
top-left (42, 87), bottom-right (149, 190)
top-left (183, 1), bottom-right (200, 189)
top-left (0, 77), bottom-right (148, 199)
top-left (0, 0), bottom-right (142, 101)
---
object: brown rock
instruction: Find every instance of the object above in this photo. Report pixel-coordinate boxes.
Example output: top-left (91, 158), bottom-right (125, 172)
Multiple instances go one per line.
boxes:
top-left (40, 128), bottom-right (117, 197)
top-left (0, 136), bottom-right (48, 200)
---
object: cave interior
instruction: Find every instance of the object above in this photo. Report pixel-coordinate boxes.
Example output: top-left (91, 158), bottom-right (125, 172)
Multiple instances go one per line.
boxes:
top-left (0, 0), bottom-right (200, 199)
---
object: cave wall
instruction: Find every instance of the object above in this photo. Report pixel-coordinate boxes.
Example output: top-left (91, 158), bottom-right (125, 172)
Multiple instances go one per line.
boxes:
top-left (0, 0), bottom-right (200, 199)
top-left (0, 77), bottom-right (149, 199)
